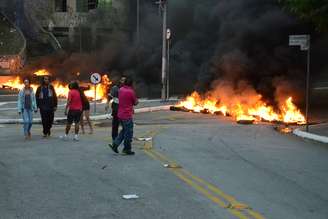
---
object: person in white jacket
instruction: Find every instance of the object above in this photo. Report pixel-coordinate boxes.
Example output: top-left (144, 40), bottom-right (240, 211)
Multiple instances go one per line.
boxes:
top-left (17, 79), bottom-right (37, 139)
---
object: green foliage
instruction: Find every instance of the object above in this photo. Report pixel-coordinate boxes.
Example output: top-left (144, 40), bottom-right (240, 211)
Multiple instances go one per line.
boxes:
top-left (280, 0), bottom-right (328, 32)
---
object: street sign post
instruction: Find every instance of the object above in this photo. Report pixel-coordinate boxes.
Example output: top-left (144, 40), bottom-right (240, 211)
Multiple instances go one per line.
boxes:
top-left (289, 35), bottom-right (311, 132)
top-left (166, 28), bottom-right (171, 100)
top-left (90, 73), bottom-right (102, 114)
top-left (156, 0), bottom-right (168, 101)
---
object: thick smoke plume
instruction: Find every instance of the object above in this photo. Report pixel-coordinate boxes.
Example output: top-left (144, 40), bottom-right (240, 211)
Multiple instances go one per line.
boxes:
top-left (21, 0), bottom-right (327, 101)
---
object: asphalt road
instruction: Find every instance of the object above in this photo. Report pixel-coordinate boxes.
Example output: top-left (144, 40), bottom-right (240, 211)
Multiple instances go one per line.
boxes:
top-left (0, 111), bottom-right (327, 219)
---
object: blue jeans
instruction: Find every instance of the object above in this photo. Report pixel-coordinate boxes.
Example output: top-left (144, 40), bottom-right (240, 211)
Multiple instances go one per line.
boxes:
top-left (22, 109), bottom-right (33, 136)
top-left (114, 119), bottom-right (134, 151)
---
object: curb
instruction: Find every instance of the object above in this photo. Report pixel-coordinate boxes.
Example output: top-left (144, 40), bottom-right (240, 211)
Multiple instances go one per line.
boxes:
top-left (293, 127), bottom-right (328, 144)
top-left (0, 105), bottom-right (172, 124)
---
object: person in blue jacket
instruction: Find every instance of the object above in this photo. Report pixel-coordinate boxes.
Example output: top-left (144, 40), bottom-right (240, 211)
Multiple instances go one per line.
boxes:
top-left (17, 78), bottom-right (37, 139)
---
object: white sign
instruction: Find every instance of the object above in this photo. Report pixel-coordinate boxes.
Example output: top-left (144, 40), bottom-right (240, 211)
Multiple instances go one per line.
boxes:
top-left (166, 28), bottom-right (171, 40)
top-left (289, 35), bottom-right (310, 51)
top-left (90, 73), bottom-right (101, 84)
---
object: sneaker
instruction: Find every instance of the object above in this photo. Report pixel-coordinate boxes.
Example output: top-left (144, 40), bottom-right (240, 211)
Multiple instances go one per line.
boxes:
top-left (73, 135), bottom-right (79, 141)
top-left (122, 149), bottom-right (135, 155)
top-left (60, 135), bottom-right (69, 141)
top-left (108, 143), bottom-right (119, 153)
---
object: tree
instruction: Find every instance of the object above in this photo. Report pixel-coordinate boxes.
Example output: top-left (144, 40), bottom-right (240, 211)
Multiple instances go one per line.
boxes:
top-left (280, 0), bottom-right (328, 32)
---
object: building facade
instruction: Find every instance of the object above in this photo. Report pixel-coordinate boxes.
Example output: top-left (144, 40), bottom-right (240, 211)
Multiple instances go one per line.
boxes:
top-left (23, 0), bottom-right (129, 51)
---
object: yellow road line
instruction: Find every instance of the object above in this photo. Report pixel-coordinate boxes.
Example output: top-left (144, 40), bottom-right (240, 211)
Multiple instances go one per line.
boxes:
top-left (172, 168), bottom-right (249, 219)
top-left (146, 149), bottom-right (251, 219)
top-left (143, 144), bottom-right (266, 219)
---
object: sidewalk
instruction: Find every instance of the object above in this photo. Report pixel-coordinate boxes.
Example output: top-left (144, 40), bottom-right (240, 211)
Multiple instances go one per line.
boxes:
top-left (0, 99), bottom-right (177, 124)
top-left (294, 123), bottom-right (328, 144)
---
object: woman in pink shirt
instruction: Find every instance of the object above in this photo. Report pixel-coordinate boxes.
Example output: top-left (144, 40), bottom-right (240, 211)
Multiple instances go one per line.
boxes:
top-left (62, 82), bottom-right (83, 141)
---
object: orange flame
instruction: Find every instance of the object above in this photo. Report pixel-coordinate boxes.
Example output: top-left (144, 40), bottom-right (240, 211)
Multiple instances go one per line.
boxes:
top-left (1, 72), bottom-right (112, 101)
top-left (33, 69), bottom-right (51, 76)
top-left (280, 97), bottom-right (306, 124)
top-left (177, 91), bottom-right (306, 124)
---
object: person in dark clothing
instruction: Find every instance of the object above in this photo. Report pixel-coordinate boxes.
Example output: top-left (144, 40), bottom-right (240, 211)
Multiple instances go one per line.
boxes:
top-left (36, 76), bottom-right (58, 137)
top-left (106, 76), bottom-right (126, 141)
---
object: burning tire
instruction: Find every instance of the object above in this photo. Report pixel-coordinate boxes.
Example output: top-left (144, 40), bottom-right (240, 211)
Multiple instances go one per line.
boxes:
top-left (236, 119), bottom-right (255, 125)
top-left (170, 106), bottom-right (183, 111)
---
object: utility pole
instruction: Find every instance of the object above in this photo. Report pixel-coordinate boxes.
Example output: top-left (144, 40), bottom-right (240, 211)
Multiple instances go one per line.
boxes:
top-left (79, 19), bottom-right (82, 53)
top-left (157, 0), bottom-right (167, 101)
top-left (166, 28), bottom-right (171, 100)
top-left (289, 34), bottom-right (311, 131)
top-left (305, 36), bottom-right (311, 132)
top-left (137, 0), bottom-right (140, 43)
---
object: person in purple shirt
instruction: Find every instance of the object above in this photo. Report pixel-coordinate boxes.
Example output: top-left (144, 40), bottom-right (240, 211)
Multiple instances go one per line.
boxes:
top-left (109, 76), bottom-right (138, 155)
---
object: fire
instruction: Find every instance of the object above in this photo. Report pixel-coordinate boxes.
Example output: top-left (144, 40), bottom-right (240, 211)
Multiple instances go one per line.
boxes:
top-left (177, 91), bottom-right (306, 125)
top-left (280, 97), bottom-right (306, 125)
top-left (0, 71), bottom-right (112, 101)
top-left (84, 75), bottom-right (112, 102)
top-left (33, 69), bottom-right (51, 76)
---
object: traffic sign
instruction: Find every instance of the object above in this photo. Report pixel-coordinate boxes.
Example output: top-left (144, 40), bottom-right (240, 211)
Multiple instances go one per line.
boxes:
top-left (289, 35), bottom-right (310, 51)
top-left (90, 73), bottom-right (101, 84)
top-left (289, 34), bottom-right (311, 132)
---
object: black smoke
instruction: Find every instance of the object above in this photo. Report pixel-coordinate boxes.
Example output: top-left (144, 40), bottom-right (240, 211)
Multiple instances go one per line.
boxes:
top-left (20, 0), bottom-right (328, 101)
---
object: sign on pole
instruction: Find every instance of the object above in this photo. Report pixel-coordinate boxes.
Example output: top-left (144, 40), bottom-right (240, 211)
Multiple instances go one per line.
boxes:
top-left (90, 73), bottom-right (102, 85)
top-left (289, 34), bottom-right (311, 132)
top-left (90, 73), bottom-right (102, 114)
top-left (289, 35), bottom-right (310, 51)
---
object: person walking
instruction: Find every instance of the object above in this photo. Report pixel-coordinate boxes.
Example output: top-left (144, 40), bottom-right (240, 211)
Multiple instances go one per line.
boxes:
top-left (106, 76), bottom-right (126, 141)
top-left (17, 79), bottom-right (37, 139)
top-left (79, 87), bottom-right (93, 134)
top-left (36, 76), bottom-right (58, 137)
top-left (109, 76), bottom-right (138, 155)
top-left (62, 82), bottom-right (83, 141)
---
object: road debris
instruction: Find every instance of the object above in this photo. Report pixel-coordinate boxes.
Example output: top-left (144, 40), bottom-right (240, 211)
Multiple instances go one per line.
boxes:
top-left (225, 203), bottom-right (250, 210)
top-left (163, 163), bottom-right (182, 169)
top-left (122, 194), bottom-right (139, 200)
top-left (274, 125), bottom-right (293, 134)
top-left (136, 137), bottom-right (152, 141)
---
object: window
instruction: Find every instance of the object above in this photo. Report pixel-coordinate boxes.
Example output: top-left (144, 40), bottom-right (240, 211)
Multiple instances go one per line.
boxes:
top-left (77, 0), bottom-right (99, 12)
top-left (88, 0), bottom-right (98, 10)
top-left (55, 0), bottom-right (67, 12)
top-left (99, 0), bottom-right (112, 8)
top-left (76, 0), bottom-right (86, 12)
